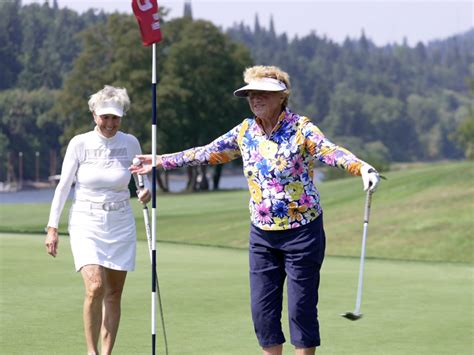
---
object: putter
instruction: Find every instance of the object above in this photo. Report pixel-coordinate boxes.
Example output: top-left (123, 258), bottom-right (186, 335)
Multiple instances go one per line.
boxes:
top-left (133, 158), bottom-right (169, 355)
top-left (341, 187), bottom-right (373, 321)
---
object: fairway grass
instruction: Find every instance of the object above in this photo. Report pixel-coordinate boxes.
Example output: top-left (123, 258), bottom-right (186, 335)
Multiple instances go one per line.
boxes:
top-left (1, 234), bottom-right (472, 354)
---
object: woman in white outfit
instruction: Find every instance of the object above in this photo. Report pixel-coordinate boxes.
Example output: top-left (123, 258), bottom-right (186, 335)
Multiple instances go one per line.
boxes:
top-left (44, 85), bottom-right (151, 355)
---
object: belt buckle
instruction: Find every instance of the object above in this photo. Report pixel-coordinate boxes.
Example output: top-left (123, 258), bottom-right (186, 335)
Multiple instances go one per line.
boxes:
top-left (101, 201), bottom-right (125, 211)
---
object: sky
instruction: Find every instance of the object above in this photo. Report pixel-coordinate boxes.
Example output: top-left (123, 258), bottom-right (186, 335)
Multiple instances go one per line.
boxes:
top-left (21, 0), bottom-right (474, 46)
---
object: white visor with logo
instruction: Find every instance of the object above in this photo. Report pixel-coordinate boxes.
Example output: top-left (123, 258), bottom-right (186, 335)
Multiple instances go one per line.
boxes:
top-left (233, 77), bottom-right (287, 97)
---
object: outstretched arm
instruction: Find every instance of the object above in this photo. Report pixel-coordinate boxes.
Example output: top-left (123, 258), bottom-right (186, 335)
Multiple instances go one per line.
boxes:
top-left (302, 118), bottom-right (380, 192)
top-left (129, 122), bottom-right (243, 175)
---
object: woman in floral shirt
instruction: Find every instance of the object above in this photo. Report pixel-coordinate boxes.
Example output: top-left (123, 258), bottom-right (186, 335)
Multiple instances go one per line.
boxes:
top-left (130, 66), bottom-right (380, 355)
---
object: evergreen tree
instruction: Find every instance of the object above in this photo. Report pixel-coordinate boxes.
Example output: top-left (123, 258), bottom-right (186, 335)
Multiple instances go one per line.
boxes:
top-left (0, 0), bottom-right (23, 89)
top-left (227, 22), bottom-right (472, 162)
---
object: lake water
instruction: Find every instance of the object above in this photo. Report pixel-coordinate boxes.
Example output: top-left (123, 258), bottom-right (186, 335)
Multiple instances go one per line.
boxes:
top-left (0, 171), bottom-right (324, 204)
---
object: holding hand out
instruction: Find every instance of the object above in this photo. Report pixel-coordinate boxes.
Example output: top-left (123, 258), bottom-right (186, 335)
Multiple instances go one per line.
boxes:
top-left (129, 154), bottom-right (162, 175)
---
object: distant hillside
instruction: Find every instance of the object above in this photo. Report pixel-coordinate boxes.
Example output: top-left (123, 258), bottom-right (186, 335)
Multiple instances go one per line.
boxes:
top-left (426, 28), bottom-right (474, 52)
top-left (227, 24), bottom-right (474, 162)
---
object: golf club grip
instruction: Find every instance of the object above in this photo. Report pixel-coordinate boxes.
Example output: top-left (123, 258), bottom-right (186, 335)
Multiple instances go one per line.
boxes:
top-left (364, 190), bottom-right (372, 224)
top-left (137, 173), bottom-right (145, 189)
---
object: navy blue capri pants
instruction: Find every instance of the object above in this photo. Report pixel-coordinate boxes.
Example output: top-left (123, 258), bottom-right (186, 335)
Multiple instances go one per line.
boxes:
top-left (249, 215), bottom-right (326, 349)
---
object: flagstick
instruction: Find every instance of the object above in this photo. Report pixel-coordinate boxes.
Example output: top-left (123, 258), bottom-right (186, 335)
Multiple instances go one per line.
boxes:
top-left (151, 42), bottom-right (157, 355)
top-left (131, 1), bottom-right (164, 353)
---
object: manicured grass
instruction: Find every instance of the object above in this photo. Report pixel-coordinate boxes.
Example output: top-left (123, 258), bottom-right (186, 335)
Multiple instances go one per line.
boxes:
top-left (320, 160), bottom-right (474, 263)
top-left (1, 161), bottom-right (472, 353)
top-left (1, 160), bottom-right (472, 262)
top-left (0, 234), bottom-right (472, 354)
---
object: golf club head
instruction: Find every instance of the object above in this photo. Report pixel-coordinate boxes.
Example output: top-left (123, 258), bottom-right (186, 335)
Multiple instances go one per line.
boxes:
top-left (341, 312), bottom-right (363, 321)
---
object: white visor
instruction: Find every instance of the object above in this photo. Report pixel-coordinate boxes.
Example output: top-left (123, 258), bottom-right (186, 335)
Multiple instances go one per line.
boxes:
top-left (95, 101), bottom-right (124, 117)
top-left (234, 77), bottom-right (287, 97)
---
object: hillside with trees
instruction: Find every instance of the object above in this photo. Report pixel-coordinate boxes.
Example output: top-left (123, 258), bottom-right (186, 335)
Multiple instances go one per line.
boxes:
top-left (1, 1), bottom-right (473, 190)
top-left (228, 18), bottom-right (473, 164)
top-left (0, 0), bottom-right (106, 185)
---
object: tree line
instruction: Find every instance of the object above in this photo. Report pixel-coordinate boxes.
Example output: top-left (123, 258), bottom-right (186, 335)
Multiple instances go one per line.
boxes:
top-left (1, 1), bottom-right (473, 190)
top-left (228, 17), bottom-right (474, 165)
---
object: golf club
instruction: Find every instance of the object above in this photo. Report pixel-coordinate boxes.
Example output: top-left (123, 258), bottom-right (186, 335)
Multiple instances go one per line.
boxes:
top-left (341, 187), bottom-right (373, 321)
top-left (133, 158), bottom-right (169, 354)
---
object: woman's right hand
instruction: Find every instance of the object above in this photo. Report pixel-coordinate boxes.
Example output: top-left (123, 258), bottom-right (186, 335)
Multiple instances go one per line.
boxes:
top-left (129, 154), bottom-right (162, 175)
top-left (45, 227), bottom-right (59, 257)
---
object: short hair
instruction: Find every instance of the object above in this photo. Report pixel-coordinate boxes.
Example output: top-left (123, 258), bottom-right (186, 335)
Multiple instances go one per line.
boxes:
top-left (88, 85), bottom-right (130, 115)
top-left (243, 65), bottom-right (291, 106)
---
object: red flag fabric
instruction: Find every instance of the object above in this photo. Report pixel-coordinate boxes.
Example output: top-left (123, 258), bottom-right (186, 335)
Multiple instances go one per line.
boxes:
top-left (132, 0), bottom-right (163, 46)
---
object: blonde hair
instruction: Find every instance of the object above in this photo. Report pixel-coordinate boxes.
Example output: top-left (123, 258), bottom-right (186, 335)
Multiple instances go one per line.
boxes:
top-left (243, 65), bottom-right (291, 106)
top-left (88, 85), bottom-right (130, 115)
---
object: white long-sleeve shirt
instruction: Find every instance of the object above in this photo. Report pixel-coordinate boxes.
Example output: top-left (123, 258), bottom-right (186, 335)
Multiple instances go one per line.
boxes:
top-left (47, 128), bottom-right (149, 228)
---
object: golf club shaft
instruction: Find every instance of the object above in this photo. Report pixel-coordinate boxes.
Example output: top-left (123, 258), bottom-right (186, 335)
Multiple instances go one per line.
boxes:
top-left (143, 206), bottom-right (152, 259)
top-left (355, 222), bottom-right (368, 313)
top-left (354, 190), bottom-right (372, 314)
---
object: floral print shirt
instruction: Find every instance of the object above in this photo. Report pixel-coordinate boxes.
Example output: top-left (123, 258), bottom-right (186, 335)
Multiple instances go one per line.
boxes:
top-left (162, 108), bottom-right (364, 231)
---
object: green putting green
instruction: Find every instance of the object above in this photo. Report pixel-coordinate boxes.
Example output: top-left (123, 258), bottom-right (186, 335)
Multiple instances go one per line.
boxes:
top-left (1, 234), bottom-right (472, 354)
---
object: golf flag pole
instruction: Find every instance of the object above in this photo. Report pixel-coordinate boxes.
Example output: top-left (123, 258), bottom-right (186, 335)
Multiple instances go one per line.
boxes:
top-left (151, 43), bottom-right (158, 355)
top-left (133, 160), bottom-right (169, 355)
top-left (131, 1), bottom-right (163, 354)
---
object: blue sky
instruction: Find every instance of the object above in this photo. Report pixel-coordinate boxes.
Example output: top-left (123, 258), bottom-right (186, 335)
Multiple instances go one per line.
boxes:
top-left (22, 0), bottom-right (473, 46)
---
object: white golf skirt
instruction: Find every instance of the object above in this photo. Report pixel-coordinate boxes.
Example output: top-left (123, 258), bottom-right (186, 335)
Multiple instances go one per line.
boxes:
top-left (68, 200), bottom-right (136, 272)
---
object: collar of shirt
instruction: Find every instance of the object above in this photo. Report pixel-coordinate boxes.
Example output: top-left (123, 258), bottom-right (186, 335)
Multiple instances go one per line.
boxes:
top-left (255, 108), bottom-right (288, 137)
top-left (94, 126), bottom-right (120, 143)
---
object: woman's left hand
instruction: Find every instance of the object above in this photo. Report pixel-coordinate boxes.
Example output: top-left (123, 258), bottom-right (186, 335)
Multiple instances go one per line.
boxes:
top-left (138, 188), bottom-right (151, 204)
top-left (361, 164), bottom-right (380, 192)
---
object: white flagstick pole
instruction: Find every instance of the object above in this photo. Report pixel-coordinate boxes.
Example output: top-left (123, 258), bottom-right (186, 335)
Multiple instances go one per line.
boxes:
top-left (151, 42), bottom-right (157, 355)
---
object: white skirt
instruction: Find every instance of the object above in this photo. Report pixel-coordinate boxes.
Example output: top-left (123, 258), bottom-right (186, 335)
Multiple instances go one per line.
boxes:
top-left (68, 201), bottom-right (136, 272)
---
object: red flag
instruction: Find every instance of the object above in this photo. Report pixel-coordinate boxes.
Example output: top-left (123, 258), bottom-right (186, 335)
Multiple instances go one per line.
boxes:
top-left (132, 0), bottom-right (163, 46)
